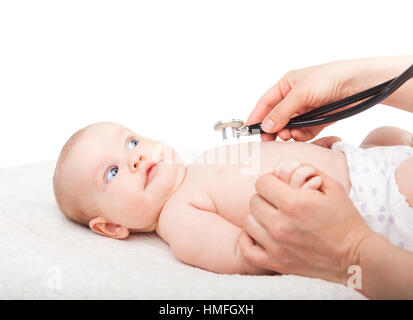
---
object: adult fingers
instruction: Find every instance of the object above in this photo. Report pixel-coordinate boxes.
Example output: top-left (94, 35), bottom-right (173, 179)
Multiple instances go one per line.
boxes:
top-left (290, 122), bottom-right (336, 142)
top-left (290, 126), bottom-right (324, 142)
top-left (249, 193), bottom-right (279, 230)
top-left (260, 132), bottom-right (278, 141)
top-left (261, 89), bottom-right (307, 133)
top-left (243, 212), bottom-right (277, 250)
top-left (277, 128), bottom-right (292, 141)
top-left (245, 80), bottom-right (288, 126)
top-left (238, 231), bottom-right (271, 270)
top-left (241, 215), bottom-right (299, 274)
top-left (254, 172), bottom-right (299, 212)
top-left (249, 193), bottom-right (306, 247)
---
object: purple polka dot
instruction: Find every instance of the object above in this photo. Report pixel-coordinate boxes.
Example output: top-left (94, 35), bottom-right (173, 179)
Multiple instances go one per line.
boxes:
top-left (380, 170), bottom-right (386, 176)
top-left (362, 153), bottom-right (367, 157)
top-left (361, 203), bottom-right (367, 212)
top-left (378, 214), bottom-right (385, 222)
top-left (358, 186), bottom-right (364, 192)
top-left (371, 188), bottom-right (378, 196)
top-left (363, 167), bottom-right (370, 173)
top-left (389, 215), bottom-right (395, 224)
top-left (390, 161), bottom-right (396, 166)
top-left (350, 165), bottom-right (356, 172)
top-left (398, 242), bottom-right (405, 248)
top-left (406, 152), bottom-right (412, 156)
top-left (379, 205), bottom-right (386, 212)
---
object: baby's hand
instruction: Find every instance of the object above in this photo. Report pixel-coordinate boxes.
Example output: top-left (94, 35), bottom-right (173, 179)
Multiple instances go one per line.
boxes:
top-left (274, 160), bottom-right (322, 190)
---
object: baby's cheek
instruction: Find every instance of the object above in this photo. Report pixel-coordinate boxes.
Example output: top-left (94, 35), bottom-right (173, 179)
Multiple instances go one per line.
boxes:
top-left (103, 192), bottom-right (138, 226)
top-left (124, 193), bottom-right (155, 224)
top-left (156, 166), bottom-right (177, 190)
top-left (123, 192), bottom-right (144, 213)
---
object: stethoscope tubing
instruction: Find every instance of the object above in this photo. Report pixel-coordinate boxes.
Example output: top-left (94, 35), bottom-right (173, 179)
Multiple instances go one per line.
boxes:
top-left (248, 64), bottom-right (413, 133)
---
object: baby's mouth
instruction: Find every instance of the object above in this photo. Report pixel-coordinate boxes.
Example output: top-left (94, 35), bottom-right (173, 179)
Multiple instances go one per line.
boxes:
top-left (144, 162), bottom-right (158, 188)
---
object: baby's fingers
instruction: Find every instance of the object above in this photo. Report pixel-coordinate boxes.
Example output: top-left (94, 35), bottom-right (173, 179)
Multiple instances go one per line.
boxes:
top-left (289, 165), bottom-right (318, 188)
top-left (274, 160), bottom-right (301, 184)
top-left (302, 176), bottom-right (322, 190)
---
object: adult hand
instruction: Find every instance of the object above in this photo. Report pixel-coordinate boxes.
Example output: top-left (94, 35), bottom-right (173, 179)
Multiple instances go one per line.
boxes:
top-left (246, 56), bottom-right (413, 142)
top-left (239, 163), bottom-right (379, 285)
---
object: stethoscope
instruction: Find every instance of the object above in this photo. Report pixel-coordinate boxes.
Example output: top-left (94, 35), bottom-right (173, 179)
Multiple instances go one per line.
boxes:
top-left (214, 64), bottom-right (413, 140)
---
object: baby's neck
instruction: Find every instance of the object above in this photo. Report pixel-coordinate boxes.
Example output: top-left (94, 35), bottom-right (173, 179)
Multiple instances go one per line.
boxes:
top-left (169, 164), bottom-right (188, 198)
top-left (145, 164), bottom-right (188, 233)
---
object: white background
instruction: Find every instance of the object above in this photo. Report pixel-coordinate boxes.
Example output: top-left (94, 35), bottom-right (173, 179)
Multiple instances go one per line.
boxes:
top-left (0, 0), bottom-right (412, 168)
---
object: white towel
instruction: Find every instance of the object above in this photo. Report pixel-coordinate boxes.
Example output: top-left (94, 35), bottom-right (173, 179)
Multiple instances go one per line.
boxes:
top-left (0, 161), bottom-right (365, 299)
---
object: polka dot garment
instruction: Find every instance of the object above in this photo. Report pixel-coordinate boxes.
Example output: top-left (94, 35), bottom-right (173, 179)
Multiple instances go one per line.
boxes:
top-left (332, 142), bottom-right (413, 251)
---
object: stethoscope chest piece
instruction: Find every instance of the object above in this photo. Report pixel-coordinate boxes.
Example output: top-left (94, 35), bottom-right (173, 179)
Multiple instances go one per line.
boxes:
top-left (213, 119), bottom-right (244, 140)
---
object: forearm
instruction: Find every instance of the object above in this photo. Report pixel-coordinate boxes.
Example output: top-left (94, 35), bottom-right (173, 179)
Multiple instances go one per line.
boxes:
top-left (172, 230), bottom-right (239, 274)
top-left (162, 203), bottom-right (270, 275)
top-left (343, 55), bottom-right (413, 112)
top-left (172, 231), bottom-right (269, 275)
top-left (358, 233), bottom-right (413, 299)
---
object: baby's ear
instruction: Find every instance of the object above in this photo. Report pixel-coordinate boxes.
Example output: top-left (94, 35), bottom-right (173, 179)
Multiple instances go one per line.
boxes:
top-left (89, 217), bottom-right (130, 239)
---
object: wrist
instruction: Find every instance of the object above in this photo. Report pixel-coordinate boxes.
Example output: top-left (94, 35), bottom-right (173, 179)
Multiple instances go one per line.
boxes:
top-left (355, 231), bottom-right (394, 298)
top-left (356, 229), bottom-right (389, 264)
top-left (337, 225), bottom-right (381, 285)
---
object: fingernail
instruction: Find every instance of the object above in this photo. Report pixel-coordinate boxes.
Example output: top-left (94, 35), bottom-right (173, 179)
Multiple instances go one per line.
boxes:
top-left (261, 118), bottom-right (276, 132)
top-left (303, 176), bottom-right (322, 190)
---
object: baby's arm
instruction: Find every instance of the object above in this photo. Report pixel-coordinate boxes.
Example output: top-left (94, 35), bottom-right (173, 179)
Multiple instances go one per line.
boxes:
top-left (158, 201), bottom-right (272, 275)
top-left (360, 126), bottom-right (413, 149)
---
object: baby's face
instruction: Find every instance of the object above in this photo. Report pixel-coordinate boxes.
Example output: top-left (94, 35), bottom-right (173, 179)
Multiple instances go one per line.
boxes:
top-left (67, 122), bottom-right (185, 231)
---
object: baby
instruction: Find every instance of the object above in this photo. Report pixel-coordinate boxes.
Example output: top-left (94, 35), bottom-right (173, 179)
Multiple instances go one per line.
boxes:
top-left (53, 122), bottom-right (413, 275)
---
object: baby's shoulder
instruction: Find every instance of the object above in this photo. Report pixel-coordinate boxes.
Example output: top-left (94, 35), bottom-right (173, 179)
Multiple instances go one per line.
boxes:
top-left (157, 183), bottom-right (217, 242)
top-left (161, 178), bottom-right (217, 216)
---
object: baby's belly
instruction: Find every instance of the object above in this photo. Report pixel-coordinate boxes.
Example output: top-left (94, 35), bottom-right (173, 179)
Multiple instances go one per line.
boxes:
top-left (185, 141), bottom-right (350, 228)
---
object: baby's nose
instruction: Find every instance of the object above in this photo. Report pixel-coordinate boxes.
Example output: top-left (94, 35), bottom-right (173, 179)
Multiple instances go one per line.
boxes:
top-left (130, 154), bottom-right (146, 172)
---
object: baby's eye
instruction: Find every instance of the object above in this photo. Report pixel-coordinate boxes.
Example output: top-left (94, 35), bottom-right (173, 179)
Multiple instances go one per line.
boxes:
top-left (127, 139), bottom-right (139, 150)
top-left (106, 167), bottom-right (118, 182)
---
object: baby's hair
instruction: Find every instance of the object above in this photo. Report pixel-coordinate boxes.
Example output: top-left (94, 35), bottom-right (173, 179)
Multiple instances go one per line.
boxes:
top-left (53, 124), bottom-right (93, 227)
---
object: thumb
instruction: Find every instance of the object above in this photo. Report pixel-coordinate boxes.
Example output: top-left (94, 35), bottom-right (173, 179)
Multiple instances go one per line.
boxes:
top-left (261, 89), bottom-right (307, 133)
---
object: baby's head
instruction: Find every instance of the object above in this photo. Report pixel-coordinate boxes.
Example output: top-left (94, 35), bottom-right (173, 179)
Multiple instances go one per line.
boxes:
top-left (53, 121), bottom-right (186, 239)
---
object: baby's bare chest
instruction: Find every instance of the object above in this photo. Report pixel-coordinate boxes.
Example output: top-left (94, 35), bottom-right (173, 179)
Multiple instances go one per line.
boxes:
top-left (181, 143), bottom-right (281, 227)
top-left (166, 141), bottom-right (347, 229)
top-left (181, 164), bottom-right (257, 227)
